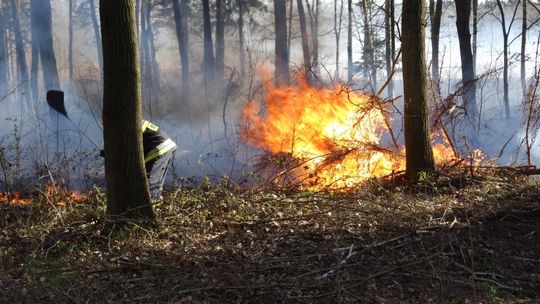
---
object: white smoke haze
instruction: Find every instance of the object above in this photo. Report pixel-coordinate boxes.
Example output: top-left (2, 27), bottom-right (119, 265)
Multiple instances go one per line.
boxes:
top-left (1, 0), bottom-right (540, 193)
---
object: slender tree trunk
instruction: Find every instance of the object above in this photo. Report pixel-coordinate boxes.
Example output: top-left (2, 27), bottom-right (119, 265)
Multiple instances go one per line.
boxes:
top-left (69, 0), bottom-right (74, 80)
top-left (472, 0), bottom-right (477, 73)
top-left (238, 0), bottom-right (245, 78)
top-left (334, 0), bottom-right (343, 81)
top-left (297, 0), bottom-right (311, 83)
top-left (347, 0), bottom-right (353, 83)
top-left (172, 0), bottom-right (190, 104)
top-left (496, 0), bottom-right (510, 120)
top-left (202, 0), bottom-right (215, 86)
top-left (306, 0), bottom-right (319, 79)
top-left (9, 0), bottom-right (31, 105)
top-left (287, 0), bottom-right (293, 56)
top-left (455, 0), bottom-right (478, 129)
top-left (30, 0), bottom-right (39, 104)
top-left (99, 0), bottom-right (154, 220)
top-left (430, 0), bottom-right (442, 89)
top-left (146, 1), bottom-right (160, 94)
top-left (389, 0), bottom-right (395, 96)
top-left (215, 0), bottom-right (225, 86)
top-left (385, 0), bottom-right (392, 97)
top-left (402, 0), bottom-right (435, 179)
top-left (89, 0), bottom-right (104, 79)
top-left (274, 0), bottom-right (290, 86)
top-left (0, 8), bottom-right (6, 89)
top-left (361, 0), bottom-right (375, 91)
top-left (521, 0), bottom-right (527, 94)
top-left (38, 0), bottom-right (61, 91)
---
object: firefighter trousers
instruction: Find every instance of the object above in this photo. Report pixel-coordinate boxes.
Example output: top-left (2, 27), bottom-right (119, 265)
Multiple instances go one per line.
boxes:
top-left (145, 150), bottom-right (174, 202)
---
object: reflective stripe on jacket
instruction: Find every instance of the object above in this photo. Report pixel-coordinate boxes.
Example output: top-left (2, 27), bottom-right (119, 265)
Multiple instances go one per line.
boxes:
top-left (142, 120), bottom-right (177, 163)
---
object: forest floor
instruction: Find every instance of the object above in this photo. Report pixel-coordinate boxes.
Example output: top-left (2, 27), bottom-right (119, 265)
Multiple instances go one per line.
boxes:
top-left (1, 168), bottom-right (540, 303)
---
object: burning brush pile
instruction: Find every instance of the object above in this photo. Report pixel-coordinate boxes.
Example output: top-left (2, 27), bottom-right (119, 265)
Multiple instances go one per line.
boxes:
top-left (0, 183), bottom-right (86, 206)
top-left (240, 79), bottom-right (483, 190)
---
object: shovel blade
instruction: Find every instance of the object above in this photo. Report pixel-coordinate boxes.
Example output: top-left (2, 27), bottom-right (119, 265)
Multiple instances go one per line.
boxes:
top-left (46, 90), bottom-right (68, 118)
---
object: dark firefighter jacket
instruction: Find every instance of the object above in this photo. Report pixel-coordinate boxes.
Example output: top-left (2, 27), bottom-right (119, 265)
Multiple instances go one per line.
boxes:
top-left (141, 120), bottom-right (177, 163)
top-left (100, 120), bottom-right (177, 163)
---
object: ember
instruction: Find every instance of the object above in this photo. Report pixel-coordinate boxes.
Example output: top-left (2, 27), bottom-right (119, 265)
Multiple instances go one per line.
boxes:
top-left (0, 191), bottom-right (32, 205)
top-left (240, 79), bottom-right (483, 190)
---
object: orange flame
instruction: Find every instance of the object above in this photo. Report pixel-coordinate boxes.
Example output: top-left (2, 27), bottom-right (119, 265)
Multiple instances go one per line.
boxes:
top-left (240, 79), bottom-right (481, 190)
top-left (0, 192), bottom-right (32, 205)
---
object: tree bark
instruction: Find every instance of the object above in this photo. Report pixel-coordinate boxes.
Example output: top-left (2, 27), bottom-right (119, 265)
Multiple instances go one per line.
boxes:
top-left (99, 0), bottom-right (154, 219)
top-left (89, 0), bottom-right (103, 80)
top-left (9, 0), bottom-right (31, 105)
top-left (297, 0), bottom-right (311, 83)
top-left (30, 0), bottom-right (39, 104)
top-left (472, 0), bottom-right (477, 73)
top-left (334, 0), bottom-right (343, 81)
top-left (306, 0), bottom-right (319, 79)
top-left (215, 0), bottom-right (225, 85)
top-left (455, 0), bottom-right (478, 127)
top-left (430, 0), bottom-right (442, 88)
top-left (69, 0), bottom-right (74, 80)
top-left (495, 0), bottom-right (510, 120)
top-left (238, 0), bottom-right (245, 78)
top-left (361, 0), bottom-right (376, 92)
top-left (402, 0), bottom-right (435, 179)
top-left (0, 8), bottom-right (6, 89)
top-left (202, 0), bottom-right (215, 87)
top-left (274, 0), bottom-right (290, 86)
top-left (521, 0), bottom-right (527, 94)
top-left (347, 0), bottom-right (353, 83)
top-left (172, 0), bottom-right (190, 104)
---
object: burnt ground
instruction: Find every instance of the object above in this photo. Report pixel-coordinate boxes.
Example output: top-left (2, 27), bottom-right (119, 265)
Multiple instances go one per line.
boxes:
top-left (1, 169), bottom-right (539, 303)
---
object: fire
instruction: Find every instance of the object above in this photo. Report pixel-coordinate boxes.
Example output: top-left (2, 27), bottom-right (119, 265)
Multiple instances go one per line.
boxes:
top-left (240, 78), bottom-right (476, 190)
top-left (44, 183), bottom-right (86, 205)
top-left (0, 191), bottom-right (32, 205)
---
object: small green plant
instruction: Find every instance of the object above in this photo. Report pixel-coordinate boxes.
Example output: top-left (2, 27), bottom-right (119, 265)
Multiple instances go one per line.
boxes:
top-left (479, 282), bottom-right (504, 304)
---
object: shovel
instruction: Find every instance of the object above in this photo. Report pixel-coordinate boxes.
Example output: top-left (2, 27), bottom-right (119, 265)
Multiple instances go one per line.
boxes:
top-left (46, 90), bottom-right (101, 149)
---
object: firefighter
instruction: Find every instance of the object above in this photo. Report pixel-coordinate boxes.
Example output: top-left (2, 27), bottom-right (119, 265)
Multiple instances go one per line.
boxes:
top-left (101, 119), bottom-right (177, 202)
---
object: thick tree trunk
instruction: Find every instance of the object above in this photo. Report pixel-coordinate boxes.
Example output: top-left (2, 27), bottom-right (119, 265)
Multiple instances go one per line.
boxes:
top-left (455, 0), bottom-right (478, 128)
top-left (430, 0), bottom-right (442, 88)
top-left (215, 0), bottom-right (225, 85)
top-left (297, 0), bottom-right (311, 83)
top-left (89, 0), bottom-right (103, 80)
top-left (202, 0), bottom-right (215, 86)
top-left (402, 0), bottom-right (435, 179)
top-left (274, 0), bottom-right (290, 86)
top-left (347, 0), bottom-right (353, 83)
top-left (521, 0), bottom-right (527, 94)
top-left (99, 0), bottom-right (154, 219)
top-left (9, 0), bottom-right (31, 105)
top-left (172, 0), bottom-right (190, 104)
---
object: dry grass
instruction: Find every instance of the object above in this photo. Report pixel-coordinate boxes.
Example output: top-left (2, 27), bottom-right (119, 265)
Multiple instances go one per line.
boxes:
top-left (1, 169), bottom-right (539, 303)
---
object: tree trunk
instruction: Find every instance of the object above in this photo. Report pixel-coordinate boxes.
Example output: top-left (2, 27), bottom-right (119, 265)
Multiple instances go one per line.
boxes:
top-left (69, 0), bottom-right (74, 80)
top-left (0, 8), bottom-right (6, 89)
top-left (402, 0), bottom-right (435, 179)
top-left (238, 0), bottom-right (245, 78)
top-left (172, 0), bottom-right (190, 104)
top-left (89, 0), bottom-right (104, 80)
top-left (297, 0), bottom-right (311, 83)
top-left (202, 0), bottom-right (215, 87)
top-left (347, 0), bottom-right (353, 83)
top-left (430, 0), bottom-right (442, 88)
top-left (9, 0), bottom-right (31, 105)
top-left (99, 0), bottom-right (154, 220)
top-left (385, 0), bottom-right (392, 97)
top-left (306, 0), bottom-right (319, 79)
top-left (389, 0), bottom-right (395, 96)
top-left (274, 0), bottom-right (290, 86)
top-left (30, 0), bottom-right (39, 104)
top-left (472, 0), bottom-right (477, 73)
top-left (215, 0), bottom-right (225, 86)
top-left (361, 0), bottom-right (375, 92)
top-left (495, 0), bottom-right (510, 120)
top-left (521, 0), bottom-right (527, 94)
top-left (455, 0), bottom-right (478, 128)
top-left (334, 0), bottom-right (343, 81)
top-left (287, 0), bottom-right (293, 57)
top-left (146, 1), bottom-right (160, 95)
